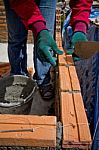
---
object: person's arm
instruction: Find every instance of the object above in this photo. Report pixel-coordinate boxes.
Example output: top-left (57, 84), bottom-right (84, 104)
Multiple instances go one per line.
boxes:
top-left (10, 0), bottom-right (63, 66)
top-left (69, 0), bottom-right (93, 52)
top-left (69, 0), bottom-right (93, 32)
top-left (10, 0), bottom-right (47, 38)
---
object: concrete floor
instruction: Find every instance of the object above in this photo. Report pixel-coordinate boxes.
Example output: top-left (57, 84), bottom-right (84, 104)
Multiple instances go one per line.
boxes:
top-left (0, 43), bottom-right (54, 116)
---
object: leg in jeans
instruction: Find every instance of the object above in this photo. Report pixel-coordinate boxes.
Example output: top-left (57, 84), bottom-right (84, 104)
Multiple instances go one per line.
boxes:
top-left (34, 0), bottom-right (56, 86)
top-left (3, 0), bottom-right (28, 75)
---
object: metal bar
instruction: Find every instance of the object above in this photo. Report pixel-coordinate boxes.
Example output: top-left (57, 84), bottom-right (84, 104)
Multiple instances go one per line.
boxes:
top-left (0, 128), bottom-right (34, 133)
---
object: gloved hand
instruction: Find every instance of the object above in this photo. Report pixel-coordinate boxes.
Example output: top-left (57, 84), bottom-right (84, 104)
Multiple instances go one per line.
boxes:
top-left (68, 32), bottom-right (88, 61)
top-left (36, 30), bottom-right (63, 66)
top-left (71, 31), bottom-right (88, 49)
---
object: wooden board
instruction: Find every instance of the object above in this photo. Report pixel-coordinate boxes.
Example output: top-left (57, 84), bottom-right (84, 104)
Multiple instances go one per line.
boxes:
top-left (75, 41), bottom-right (99, 59)
top-left (0, 115), bottom-right (56, 147)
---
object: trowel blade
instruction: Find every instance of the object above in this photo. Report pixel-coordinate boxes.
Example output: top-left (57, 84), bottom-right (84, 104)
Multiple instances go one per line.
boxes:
top-left (74, 41), bottom-right (99, 59)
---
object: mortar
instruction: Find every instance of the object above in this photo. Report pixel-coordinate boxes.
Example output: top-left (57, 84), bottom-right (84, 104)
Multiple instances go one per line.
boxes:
top-left (0, 75), bottom-right (37, 114)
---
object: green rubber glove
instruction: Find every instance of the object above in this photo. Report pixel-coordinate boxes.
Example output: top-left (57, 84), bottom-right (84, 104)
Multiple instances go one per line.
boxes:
top-left (71, 32), bottom-right (88, 49)
top-left (68, 32), bottom-right (88, 61)
top-left (66, 32), bottom-right (88, 55)
top-left (36, 30), bottom-right (63, 66)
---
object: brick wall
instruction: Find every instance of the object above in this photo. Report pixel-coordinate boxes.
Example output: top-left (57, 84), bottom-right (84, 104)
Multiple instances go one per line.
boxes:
top-left (0, 0), bottom-right (33, 43)
top-left (0, 0), bottom-right (7, 43)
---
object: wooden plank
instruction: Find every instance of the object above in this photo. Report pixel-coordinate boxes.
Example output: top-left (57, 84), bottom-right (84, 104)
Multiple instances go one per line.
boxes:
top-left (75, 41), bottom-right (99, 59)
top-left (59, 66), bottom-right (72, 92)
top-left (60, 92), bottom-right (79, 147)
top-left (0, 115), bottom-right (56, 147)
top-left (73, 93), bottom-right (92, 144)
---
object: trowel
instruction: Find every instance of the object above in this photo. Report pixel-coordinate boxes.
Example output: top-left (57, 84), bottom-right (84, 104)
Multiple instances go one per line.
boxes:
top-left (74, 41), bottom-right (99, 59)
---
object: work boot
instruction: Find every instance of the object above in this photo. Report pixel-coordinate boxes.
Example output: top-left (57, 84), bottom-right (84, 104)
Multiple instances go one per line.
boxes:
top-left (39, 83), bottom-right (55, 100)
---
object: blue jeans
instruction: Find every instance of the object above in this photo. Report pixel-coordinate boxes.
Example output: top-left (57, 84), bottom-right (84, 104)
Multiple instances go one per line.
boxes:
top-left (3, 0), bottom-right (56, 85)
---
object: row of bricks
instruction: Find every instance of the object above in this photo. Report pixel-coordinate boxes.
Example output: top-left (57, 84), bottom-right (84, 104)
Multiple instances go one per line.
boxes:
top-left (55, 20), bottom-right (92, 148)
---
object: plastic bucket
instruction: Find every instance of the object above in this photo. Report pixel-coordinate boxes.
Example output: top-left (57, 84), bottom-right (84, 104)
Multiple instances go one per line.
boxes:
top-left (0, 75), bottom-right (37, 114)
